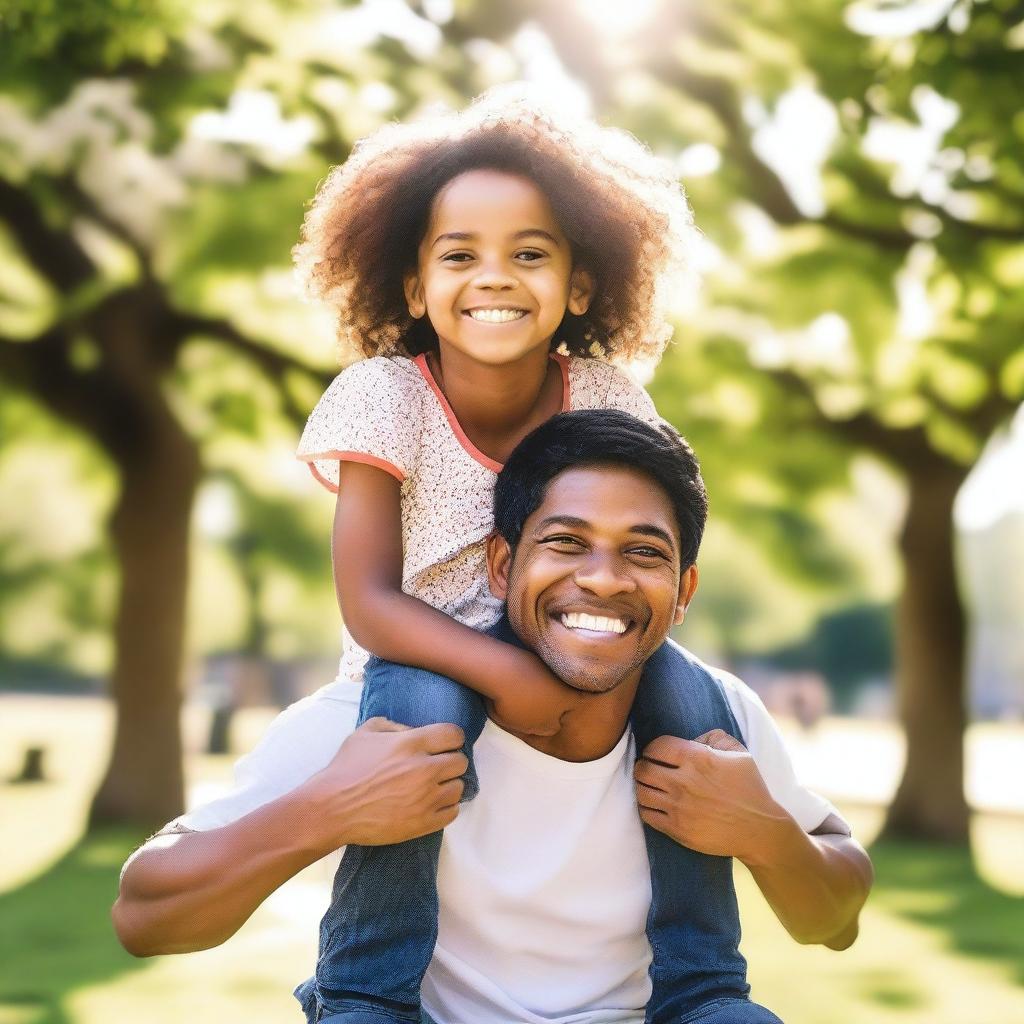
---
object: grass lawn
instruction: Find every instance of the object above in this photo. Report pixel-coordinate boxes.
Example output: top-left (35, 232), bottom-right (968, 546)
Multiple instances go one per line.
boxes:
top-left (1, 696), bottom-right (1022, 1024)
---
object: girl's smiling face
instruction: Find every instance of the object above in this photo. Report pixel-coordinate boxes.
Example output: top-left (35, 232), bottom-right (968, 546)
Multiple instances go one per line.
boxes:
top-left (404, 169), bottom-right (593, 367)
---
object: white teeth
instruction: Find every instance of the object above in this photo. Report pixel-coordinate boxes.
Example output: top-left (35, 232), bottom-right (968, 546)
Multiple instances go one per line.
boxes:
top-left (467, 308), bottom-right (527, 323)
top-left (560, 612), bottom-right (627, 634)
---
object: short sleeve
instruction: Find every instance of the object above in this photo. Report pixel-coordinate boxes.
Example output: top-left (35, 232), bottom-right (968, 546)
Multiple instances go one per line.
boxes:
top-left (601, 365), bottom-right (662, 427)
top-left (721, 671), bottom-right (840, 834)
top-left (167, 680), bottom-right (361, 833)
top-left (297, 357), bottom-right (420, 493)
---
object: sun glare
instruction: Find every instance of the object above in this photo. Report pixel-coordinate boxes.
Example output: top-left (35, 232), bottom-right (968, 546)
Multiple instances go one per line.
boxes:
top-left (576, 0), bottom-right (660, 37)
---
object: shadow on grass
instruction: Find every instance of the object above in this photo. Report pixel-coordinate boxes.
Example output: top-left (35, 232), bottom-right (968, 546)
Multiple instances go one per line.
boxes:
top-left (869, 838), bottom-right (1024, 987)
top-left (0, 826), bottom-right (151, 1024)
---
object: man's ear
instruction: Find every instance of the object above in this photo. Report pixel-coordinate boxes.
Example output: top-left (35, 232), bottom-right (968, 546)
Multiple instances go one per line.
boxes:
top-left (567, 266), bottom-right (595, 317)
top-left (673, 564), bottom-right (699, 626)
top-left (486, 531), bottom-right (512, 600)
top-left (404, 270), bottom-right (426, 319)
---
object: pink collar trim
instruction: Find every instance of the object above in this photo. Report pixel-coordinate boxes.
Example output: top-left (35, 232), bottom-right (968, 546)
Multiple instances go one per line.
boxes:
top-left (413, 352), bottom-right (571, 473)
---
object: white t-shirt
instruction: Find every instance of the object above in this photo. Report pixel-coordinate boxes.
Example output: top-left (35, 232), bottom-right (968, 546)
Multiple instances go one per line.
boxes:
top-left (170, 669), bottom-right (836, 1024)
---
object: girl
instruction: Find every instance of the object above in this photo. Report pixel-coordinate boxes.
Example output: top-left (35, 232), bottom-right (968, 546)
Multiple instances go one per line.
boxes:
top-left (293, 87), bottom-right (713, 1023)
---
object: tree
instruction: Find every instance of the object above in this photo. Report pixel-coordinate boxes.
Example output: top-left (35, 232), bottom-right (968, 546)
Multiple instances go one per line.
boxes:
top-left (4, 0), bottom-right (1019, 841)
top-left (482, 0), bottom-right (1023, 840)
top-left (0, 0), bottom-right (439, 826)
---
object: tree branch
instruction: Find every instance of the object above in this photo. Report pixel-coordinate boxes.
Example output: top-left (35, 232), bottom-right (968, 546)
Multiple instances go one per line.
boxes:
top-left (54, 176), bottom-right (156, 277)
top-left (0, 330), bottom-right (111, 439)
top-left (765, 367), bottom-right (952, 472)
top-left (169, 311), bottom-right (334, 422)
top-left (0, 178), bottom-right (96, 291)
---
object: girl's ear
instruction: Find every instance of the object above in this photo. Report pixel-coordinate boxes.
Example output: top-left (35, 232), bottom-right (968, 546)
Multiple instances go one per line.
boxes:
top-left (486, 531), bottom-right (512, 600)
top-left (404, 270), bottom-right (426, 319)
top-left (567, 266), bottom-right (595, 316)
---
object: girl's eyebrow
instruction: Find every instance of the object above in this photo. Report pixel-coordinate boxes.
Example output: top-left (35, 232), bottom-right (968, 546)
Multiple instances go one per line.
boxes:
top-left (431, 228), bottom-right (561, 248)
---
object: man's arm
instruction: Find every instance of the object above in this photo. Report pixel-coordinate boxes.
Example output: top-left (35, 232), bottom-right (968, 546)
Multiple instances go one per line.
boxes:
top-left (634, 729), bottom-right (872, 949)
top-left (746, 810), bottom-right (871, 949)
top-left (112, 718), bottom-right (467, 957)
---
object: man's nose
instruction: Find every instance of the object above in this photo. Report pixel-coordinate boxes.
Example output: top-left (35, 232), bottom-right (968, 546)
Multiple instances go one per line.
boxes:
top-left (573, 553), bottom-right (637, 597)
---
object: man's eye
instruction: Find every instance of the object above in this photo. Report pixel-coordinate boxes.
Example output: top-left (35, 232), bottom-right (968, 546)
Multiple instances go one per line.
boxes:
top-left (545, 535), bottom-right (583, 548)
top-left (629, 547), bottom-right (666, 559)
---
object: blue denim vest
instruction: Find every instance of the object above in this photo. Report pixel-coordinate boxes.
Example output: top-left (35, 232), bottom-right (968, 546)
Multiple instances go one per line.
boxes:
top-left (630, 639), bottom-right (750, 1022)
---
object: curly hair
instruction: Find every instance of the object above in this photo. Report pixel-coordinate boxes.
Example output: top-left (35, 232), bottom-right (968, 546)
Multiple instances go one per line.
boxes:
top-left (294, 85), bottom-right (696, 364)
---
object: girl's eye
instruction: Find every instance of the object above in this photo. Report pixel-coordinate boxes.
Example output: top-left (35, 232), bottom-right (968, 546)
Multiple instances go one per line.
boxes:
top-left (516, 250), bottom-right (546, 262)
top-left (441, 252), bottom-right (473, 263)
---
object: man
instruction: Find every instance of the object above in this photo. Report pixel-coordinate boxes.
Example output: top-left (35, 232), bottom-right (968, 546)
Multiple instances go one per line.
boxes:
top-left (114, 410), bottom-right (872, 1024)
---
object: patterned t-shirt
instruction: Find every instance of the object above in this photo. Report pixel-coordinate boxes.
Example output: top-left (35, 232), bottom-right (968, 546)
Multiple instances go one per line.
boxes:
top-left (296, 352), bottom-right (661, 684)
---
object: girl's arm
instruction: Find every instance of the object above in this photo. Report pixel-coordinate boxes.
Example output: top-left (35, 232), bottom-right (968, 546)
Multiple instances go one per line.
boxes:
top-left (333, 461), bottom-right (581, 736)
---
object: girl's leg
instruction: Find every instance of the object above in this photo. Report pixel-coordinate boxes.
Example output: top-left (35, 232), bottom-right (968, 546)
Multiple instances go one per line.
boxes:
top-left (359, 654), bottom-right (487, 798)
top-left (674, 997), bottom-right (784, 1023)
top-left (630, 640), bottom-right (751, 1024)
top-left (310, 658), bottom-right (486, 1023)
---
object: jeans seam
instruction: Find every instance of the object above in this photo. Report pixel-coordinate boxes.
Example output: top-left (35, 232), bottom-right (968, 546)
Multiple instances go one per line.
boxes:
top-left (318, 1002), bottom-right (420, 1024)
top-left (675, 997), bottom-right (750, 1023)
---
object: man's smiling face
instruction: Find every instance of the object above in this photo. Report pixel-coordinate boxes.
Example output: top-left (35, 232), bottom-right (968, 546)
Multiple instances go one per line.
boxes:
top-left (488, 464), bottom-right (698, 694)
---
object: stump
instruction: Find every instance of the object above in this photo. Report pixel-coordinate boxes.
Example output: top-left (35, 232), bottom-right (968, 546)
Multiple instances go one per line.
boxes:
top-left (10, 746), bottom-right (46, 783)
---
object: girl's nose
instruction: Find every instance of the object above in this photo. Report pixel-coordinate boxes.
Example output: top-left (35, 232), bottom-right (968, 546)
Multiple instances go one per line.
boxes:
top-left (471, 269), bottom-right (518, 290)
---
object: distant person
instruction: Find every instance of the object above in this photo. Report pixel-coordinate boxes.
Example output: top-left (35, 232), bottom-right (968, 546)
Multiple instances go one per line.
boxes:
top-left (115, 410), bottom-right (872, 1024)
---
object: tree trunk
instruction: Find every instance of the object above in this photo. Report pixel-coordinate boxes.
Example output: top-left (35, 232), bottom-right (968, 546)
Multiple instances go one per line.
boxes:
top-left (88, 402), bottom-right (200, 829)
top-left (882, 464), bottom-right (970, 843)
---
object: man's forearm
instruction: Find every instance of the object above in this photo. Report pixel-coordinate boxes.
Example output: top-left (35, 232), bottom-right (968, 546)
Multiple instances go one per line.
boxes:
top-left (113, 785), bottom-right (333, 956)
top-left (112, 718), bottom-right (467, 958)
top-left (742, 818), bottom-right (873, 949)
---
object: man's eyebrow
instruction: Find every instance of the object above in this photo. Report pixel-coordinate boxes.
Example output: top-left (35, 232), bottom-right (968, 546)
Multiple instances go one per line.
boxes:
top-left (535, 516), bottom-right (678, 552)
top-left (629, 524), bottom-right (678, 552)
top-left (535, 515), bottom-right (592, 532)
top-left (431, 229), bottom-right (561, 248)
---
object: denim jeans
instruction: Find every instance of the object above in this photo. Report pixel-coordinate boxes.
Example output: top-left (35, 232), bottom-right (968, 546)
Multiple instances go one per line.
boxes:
top-left (297, 616), bottom-right (779, 1024)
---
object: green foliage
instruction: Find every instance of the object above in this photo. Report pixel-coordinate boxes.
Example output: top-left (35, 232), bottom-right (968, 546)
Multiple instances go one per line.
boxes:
top-left (166, 170), bottom-right (326, 285)
top-left (869, 839), bottom-right (1024, 986)
top-left (0, 828), bottom-right (149, 1023)
top-left (3, 0), bottom-right (1022, 684)
top-left (0, 0), bottom-right (186, 73)
top-left (762, 602), bottom-right (894, 708)
top-left (0, 387), bottom-right (116, 675)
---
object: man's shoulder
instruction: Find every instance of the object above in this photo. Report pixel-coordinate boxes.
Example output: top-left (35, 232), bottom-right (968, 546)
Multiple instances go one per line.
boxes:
top-left (675, 650), bottom-right (839, 834)
top-left (667, 643), bottom-right (774, 744)
top-left (703, 663), bottom-right (768, 719)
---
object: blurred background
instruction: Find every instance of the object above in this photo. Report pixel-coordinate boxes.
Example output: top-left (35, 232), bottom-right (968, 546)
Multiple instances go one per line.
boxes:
top-left (1, 0), bottom-right (1022, 1021)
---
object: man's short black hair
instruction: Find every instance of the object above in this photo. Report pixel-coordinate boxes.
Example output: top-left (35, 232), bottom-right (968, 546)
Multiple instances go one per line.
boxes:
top-left (494, 409), bottom-right (708, 568)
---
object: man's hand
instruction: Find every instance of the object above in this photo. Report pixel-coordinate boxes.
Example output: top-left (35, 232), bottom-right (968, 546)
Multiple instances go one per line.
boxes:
top-left (113, 716), bottom-right (469, 957)
top-left (635, 728), bottom-right (873, 949)
top-left (633, 729), bottom-right (789, 863)
top-left (304, 717), bottom-right (469, 851)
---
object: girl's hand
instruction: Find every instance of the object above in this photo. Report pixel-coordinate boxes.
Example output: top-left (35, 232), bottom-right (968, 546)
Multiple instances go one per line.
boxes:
top-left (485, 655), bottom-right (580, 737)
